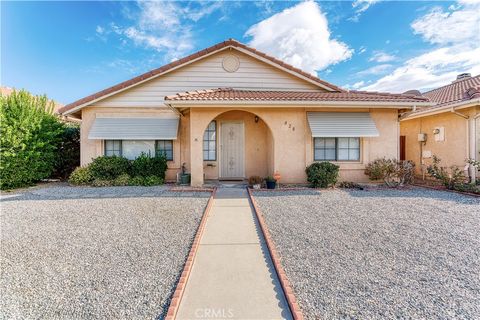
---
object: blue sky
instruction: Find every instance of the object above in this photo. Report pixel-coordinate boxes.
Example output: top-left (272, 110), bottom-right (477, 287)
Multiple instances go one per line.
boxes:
top-left (2, 0), bottom-right (479, 104)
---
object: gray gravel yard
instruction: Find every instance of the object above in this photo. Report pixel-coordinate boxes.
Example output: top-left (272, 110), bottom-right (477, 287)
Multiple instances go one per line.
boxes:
top-left (253, 188), bottom-right (480, 319)
top-left (0, 185), bottom-right (210, 319)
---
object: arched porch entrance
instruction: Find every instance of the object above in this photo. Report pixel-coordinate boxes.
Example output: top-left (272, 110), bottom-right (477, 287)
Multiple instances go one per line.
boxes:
top-left (189, 109), bottom-right (275, 186)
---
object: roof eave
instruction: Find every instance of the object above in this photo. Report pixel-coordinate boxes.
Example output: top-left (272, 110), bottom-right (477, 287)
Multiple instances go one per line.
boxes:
top-left (400, 98), bottom-right (480, 121)
top-left (166, 100), bottom-right (433, 108)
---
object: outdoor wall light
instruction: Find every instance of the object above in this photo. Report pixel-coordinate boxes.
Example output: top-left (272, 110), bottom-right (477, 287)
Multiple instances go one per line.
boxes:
top-left (254, 115), bottom-right (259, 123)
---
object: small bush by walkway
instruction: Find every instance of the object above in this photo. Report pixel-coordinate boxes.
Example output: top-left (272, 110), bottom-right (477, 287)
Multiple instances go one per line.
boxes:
top-left (0, 185), bottom-right (210, 319)
top-left (253, 188), bottom-right (480, 319)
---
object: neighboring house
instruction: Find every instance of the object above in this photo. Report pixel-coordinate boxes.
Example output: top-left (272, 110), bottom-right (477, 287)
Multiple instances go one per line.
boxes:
top-left (400, 74), bottom-right (480, 182)
top-left (59, 39), bottom-right (431, 186)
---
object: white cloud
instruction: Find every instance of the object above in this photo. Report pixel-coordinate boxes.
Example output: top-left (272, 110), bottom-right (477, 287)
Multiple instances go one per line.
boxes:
top-left (98, 1), bottom-right (225, 62)
top-left (356, 64), bottom-right (392, 76)
top-left (358, 46), bottom-right (367, 54)
top-left (346, 80), bottom-right (365, 90)
top-left (411, 0), bottom-right (480, 45)
top-left (369, 51), bottom-right (396, 63)
top-left (245, 1), bottom-right (352, 74)
top-left (350, 0), bottom-right (380, 22)
top-left (362, 1), bottom-right (480, 93)
top-left (361, 46), bottom-right (480, 92)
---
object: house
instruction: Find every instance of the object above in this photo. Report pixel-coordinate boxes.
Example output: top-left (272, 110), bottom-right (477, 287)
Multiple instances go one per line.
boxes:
top-left (400, 74), bottom-right (480, 182)
top-left (59, 39), bottom-right (431, 187)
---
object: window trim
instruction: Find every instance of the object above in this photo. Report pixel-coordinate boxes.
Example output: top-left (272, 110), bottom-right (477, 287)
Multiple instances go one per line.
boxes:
top-left (203, 120), bottom-right (217, 161)
top-left (313, 137), bottom-right (361, 162)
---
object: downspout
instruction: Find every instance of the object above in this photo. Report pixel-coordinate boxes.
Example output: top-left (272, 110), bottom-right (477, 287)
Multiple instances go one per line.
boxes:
top-left (471, 113), bottom-right (480, 183)
top-left (165, 102), bottom-right (184, 183)
top-left (448, 106), bottom-right (474, 182)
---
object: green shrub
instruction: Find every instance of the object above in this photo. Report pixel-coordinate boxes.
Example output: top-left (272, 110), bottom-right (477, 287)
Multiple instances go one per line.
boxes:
top-left (68, 166), bottom-right (94, 185)
top-left (453, 183), bottom-right (480, 194)
top-left (0, 90), bottom-right (64, 190)
top-left (305, 162), bottom-right (339, 188)
top-left (92, 179), bottom-right (113, 187)
top-left (365, 158), bottom-right (415, 187)
top-left (364, 158), bottom-right (389, 181)
top-left (427, 155), bottom-right (465, 189)
top-left (89, 156), bottom-right (131, 180)
top-left (113, 173), bottom-right (131, 186)
top-left (130, 153), bottom-right (167, 179)
top-left (52, 124), bottom-right (80, 180)
top-left (128, 175), bottom-right (163, 186)
top-left (143, 175), bottom-right (163, 186)
top-left (338, 181), bottom-right (363, 189)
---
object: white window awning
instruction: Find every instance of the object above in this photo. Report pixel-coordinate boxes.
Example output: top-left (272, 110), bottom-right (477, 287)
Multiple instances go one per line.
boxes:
top-left (88, 117), bottom-right (179, 140)
top-left (307, 112), bottom-right (379, 137)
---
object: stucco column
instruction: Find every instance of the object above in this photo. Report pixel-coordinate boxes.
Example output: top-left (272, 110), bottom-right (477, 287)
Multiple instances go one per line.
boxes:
top-left (190, 110), bottom-right (205, 187)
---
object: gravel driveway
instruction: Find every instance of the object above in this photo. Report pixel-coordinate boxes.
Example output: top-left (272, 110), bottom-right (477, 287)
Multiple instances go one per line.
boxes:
top-left (0, 185), bottom-right (210, 319)
top-left (253, 188), bottom-right (480, 319)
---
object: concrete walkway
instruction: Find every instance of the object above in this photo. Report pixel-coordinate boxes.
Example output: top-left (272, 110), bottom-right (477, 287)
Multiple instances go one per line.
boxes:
top-left (176, 187), bottom-right (292, 320)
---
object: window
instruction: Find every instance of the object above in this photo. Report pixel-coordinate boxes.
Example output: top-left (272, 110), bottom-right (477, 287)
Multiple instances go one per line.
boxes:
top-left (203, 121), bottom-right (216, 161)
top-left (122, 140), bottom-right (155, 160)
top-left (104, 140), bottom-right (173, 160)
top-left (314, 137), bottom-right (360, 161)
top-left (105, 140), bottom-right (121, 156)
top-left (156, 140), bottom-right (173, 161)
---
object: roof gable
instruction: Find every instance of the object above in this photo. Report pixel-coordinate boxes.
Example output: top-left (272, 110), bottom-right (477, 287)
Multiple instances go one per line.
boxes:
top-left (60, 39), bottom-right (342, 115)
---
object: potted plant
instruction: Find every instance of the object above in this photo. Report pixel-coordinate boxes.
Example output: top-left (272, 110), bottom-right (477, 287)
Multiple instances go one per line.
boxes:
top-left (180, 163), bottom-right (191, 185)
top-left (265, 176), bottom-right (277, 189)
top-left (249, 176), bottom-right (263, 189)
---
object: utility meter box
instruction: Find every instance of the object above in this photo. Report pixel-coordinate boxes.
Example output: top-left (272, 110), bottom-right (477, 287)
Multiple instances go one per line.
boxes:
top-left (422, 150), bottom-right (432, 158)
top-left (433, 127), bottom-right (445, 141)
top-left (417, 133), bottom-right (427, 142)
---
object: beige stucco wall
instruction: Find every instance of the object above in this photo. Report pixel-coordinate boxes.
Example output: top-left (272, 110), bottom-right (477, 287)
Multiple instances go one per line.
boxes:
top-left (80, 105), bottom-right (401, 185)
top-left (400, 106), bottom-right (479, 176)
top-left (80, 106), bottom-right (188, 181)
top-left (187, 106), bottom-right (400, 186)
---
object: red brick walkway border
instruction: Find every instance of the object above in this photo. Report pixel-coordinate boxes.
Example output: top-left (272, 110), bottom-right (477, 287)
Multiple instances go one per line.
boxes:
top-left (246, 187), bottom-right (304, 320)
top-left (165, 187), bottom-right (217, 320)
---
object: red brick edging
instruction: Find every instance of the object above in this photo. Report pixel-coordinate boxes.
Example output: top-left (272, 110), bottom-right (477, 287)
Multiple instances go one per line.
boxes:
top-left (246, 187), bottom-right (304, 320)
top-left (165, 187), bottom-right (217, 320)
top-left (413, 184), bottom-right (480, 198)
top-left (169, 186), bottom-right (215, 192)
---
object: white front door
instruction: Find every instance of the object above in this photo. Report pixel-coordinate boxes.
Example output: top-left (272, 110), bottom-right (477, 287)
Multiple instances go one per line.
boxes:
top-left (220, 122), bottom-right (245, 179)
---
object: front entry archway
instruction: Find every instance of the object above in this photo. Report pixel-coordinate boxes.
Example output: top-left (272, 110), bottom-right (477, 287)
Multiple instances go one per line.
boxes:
top-left (189, 109), bottom-right (275, 186)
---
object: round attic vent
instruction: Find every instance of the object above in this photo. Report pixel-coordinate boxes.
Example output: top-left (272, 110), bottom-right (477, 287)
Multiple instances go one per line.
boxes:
top-left (222, 55), bottom-right (240, 72)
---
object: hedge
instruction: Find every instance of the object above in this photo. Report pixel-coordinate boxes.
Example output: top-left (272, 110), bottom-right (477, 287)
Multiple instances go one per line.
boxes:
top-left (0, 90), bottom-right (64, 190)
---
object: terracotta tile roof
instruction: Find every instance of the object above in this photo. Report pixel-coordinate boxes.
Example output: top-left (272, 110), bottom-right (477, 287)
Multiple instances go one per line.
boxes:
top-left (59, 39), bottom-right (343, 114)
top-left (423, 74), bottom-right (480, 106)
top-left (165, 88), bottom-right (430, 103)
